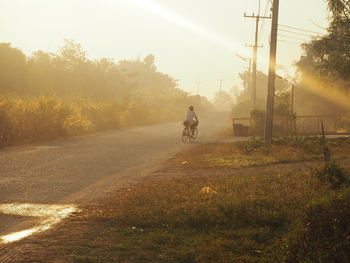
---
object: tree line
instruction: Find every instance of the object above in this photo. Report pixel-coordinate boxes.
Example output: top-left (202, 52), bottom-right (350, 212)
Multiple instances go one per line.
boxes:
top-left (0, 40), bottom-right (212, 145)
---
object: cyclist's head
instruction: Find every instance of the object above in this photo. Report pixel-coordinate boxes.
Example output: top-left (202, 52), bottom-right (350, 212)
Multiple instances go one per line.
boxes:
top-left (189, 106), bottom-right (194, 111)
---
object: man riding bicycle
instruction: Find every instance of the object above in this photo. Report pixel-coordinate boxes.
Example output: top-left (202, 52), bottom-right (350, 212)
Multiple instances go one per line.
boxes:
top-left (184, 106), bottom-right (199, 137)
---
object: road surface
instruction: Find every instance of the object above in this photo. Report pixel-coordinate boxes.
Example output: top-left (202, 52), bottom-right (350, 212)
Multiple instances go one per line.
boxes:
top-left (0, 110), bottom-right (230, 215)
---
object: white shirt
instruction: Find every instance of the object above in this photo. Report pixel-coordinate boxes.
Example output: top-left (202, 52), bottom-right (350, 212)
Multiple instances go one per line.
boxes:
top-left (185, 110), bottom-right (197, 122)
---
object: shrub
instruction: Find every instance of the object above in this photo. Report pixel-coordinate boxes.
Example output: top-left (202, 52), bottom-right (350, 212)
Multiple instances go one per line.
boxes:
top-left (0, 96), bottom-right (73, 144)
top-left (286, 188), bottom-right (350, 263)
top-left (314, 160), bottom-right (350, 189)
top-left (235, 137), bottom-right (264, 154)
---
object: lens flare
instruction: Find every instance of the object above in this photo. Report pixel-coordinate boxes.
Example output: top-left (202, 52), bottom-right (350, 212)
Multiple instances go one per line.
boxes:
top-left (126, 0), bottom-right (248, 56)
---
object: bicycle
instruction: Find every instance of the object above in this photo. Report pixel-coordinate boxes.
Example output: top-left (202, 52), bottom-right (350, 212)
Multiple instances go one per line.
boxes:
top-left (182, 121), bottom-right (198, 143)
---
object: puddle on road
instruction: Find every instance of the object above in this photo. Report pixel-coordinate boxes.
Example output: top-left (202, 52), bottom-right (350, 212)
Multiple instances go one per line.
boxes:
top-left (0, 203), bottom-right (78, 243)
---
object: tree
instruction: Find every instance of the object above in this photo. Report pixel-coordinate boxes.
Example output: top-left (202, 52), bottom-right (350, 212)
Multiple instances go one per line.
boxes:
top-left (213, 91), bottom-right (233, 110)
top-left (0, 43), bottom-right (27, 94)
top-left (296, 0), bottom-right (350, 93)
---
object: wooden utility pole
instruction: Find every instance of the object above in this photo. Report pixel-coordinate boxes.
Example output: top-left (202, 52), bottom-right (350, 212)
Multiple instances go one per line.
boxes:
top-left (247, 59), bottom-right (252, 94)
top-left (291, 84), bottom-right (297, 136)
top-left (197, 81), bottom-right (200, 95)
top-left (218, 79), bottom-right (224, 93)
top-left (264, 0), bottom-right (280, 145)
top-left (244, 2), bottom-right (271, 108)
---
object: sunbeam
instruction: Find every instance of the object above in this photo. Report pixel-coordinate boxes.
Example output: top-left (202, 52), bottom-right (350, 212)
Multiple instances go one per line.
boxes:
top-left (125, 0), bottom-right (248, 56)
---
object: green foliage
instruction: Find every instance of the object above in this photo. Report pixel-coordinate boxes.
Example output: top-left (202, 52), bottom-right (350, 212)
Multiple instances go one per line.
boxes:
top-left (0, 95), bottom-right (204, 145)
top-left (287, 188), bottom-right (350, 263)
top-left (0, 96), bottom-right (73, 143)
top-left (231, 70), bottom-right (295, 136)
top-left (213, 90), bottom-right (233, 110)
top-left (232, 70), bottom-right (291, 119)
top-left (0, 41), bottom-right (212, 145)
top-left (272, 136), bottom-right (323, 154)
top-left (57, 169), bottom-right (330, 262)
top-left (235, 137), bottom-right (264, 154)
top-left (296, 0), bottom-right (350, 95)
top-left (250, 108), bottom-right (266, 136)
top-left (314, 160), bottom-right (350, 189)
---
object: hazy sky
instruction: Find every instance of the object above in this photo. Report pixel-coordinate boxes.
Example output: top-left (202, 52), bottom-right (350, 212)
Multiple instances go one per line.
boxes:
top-left (0, 0), bottom-right (329, 99)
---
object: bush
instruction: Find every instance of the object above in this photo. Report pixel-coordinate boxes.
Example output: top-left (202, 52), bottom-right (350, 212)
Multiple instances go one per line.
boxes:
top-left (0, 95), bottom-right (193, 146)
top-left (314, 160), bottom-right (350, 189)
top-left (286, 188), bottom-right (350, 263)
top-left (235, 137), bottom-right (264, 154)
top-left (0, 96), bottom-right (73, 144)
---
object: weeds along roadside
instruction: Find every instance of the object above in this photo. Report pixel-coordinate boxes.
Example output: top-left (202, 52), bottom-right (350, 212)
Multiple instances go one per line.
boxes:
top-left (167, 137), bottom-right (350, 170)
top-left (27, 139), bottom-right (350, 262)
top-left (0, 95), bottom-right (188, 146)
top-left (33, 163), bottom-right (350, 262)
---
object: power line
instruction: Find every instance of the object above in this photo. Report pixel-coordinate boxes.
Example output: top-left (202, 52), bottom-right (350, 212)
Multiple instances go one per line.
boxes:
top-left (278, 39), bottom-right (303, 45)
top-left (258, 0), bottom-right (272, 45)
top-left (279, 24), bottom-right (324, 35)
top-left (278, 34), bottom-right (309, 42)
top-left (279, 28), bottom-right (316, 37)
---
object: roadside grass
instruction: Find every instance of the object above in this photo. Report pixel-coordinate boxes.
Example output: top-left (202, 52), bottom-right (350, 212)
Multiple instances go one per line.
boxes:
top-left (14, 139), bottom-right (350, 262)
top-left (168, 137), bottom-right (350, 169)
top-left (26, 165), bottom-right (346, 263)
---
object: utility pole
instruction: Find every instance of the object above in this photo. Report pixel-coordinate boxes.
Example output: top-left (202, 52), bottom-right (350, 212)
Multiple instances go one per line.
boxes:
top-left (244, 1), bottom-right (271, 107)
top-left (217, 79), bottom-right (224, 101)
top-left (197, 81), bottom-right (200, 95)
top-left (218, 79), bottom-right (224, 93)
top-left (264, 0), bottom-right (280, 145)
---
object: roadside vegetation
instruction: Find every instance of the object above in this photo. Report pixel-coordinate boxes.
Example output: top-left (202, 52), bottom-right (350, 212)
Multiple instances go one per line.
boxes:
top-left (15, 136), bottom-right (350, 263)
top-left (0, 41), bottom-right (212, 146)
top-left (168, 137), bottom-right (350, 169)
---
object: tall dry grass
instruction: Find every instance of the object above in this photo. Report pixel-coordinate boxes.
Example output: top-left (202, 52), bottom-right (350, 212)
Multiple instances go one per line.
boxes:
top-left (0, 95), bottom-right (187, 146)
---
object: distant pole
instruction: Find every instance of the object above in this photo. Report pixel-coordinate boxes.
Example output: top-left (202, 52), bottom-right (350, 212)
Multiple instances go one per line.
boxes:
top-left (197, 81), bottom-right (200, 95)
top-left (218, 79), bottom-right (224, 101)
top-left (291, 85), bottom-right (295, 115)
top-left (291, 84), bottom-right (297, 136)
top-left (264, 0), bottom-right (280, 145)
top-left (218, 79), bottom-right (224, 93)
top-left (248, 59), bottom-right (252, 95)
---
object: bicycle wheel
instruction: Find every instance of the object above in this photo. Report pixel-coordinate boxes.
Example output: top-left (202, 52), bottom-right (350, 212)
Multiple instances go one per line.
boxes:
top-left (182, 128), bottom-right (189, 143)
top-left (189, 128), bottom-right (198, 143)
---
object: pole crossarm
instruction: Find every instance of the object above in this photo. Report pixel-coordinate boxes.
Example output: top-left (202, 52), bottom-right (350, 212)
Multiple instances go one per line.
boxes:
top-left (244, 13), bottom-right (272, 20)
top-left (245, 44), bottom-right (264, 48)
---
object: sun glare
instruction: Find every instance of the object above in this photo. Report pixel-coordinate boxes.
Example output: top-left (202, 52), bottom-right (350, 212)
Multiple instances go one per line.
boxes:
top-left (126, 0), bottom-right (248, 56)
top-left (0, 203), bottom-right (78, 244)
top-left (300, 72), bottom-right (350, 111)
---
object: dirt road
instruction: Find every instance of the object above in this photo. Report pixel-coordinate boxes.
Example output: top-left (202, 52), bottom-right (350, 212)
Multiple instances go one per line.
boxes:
top-left (0, 111), bottom-right (231, 260)
top-left (0, 111), bottom-right (230, 206)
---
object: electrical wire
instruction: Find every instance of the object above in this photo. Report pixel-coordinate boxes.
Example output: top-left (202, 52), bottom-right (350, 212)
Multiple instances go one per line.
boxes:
top-left (279, 24), bottom-right (324, 35)
top-left (279, 28), bottom-right (317, 37)
top-left (258, 0), bottom-right (271, 45)
top-left (278, 34), bottom-right (310, 42)
top-left (278, 39), bottom-right (303, 45)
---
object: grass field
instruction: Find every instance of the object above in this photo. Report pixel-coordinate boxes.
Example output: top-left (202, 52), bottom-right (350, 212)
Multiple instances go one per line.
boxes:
top-left (167, 137), bottom-right (350, 169)
top-left (14, 137), bottom-right (350, 262)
